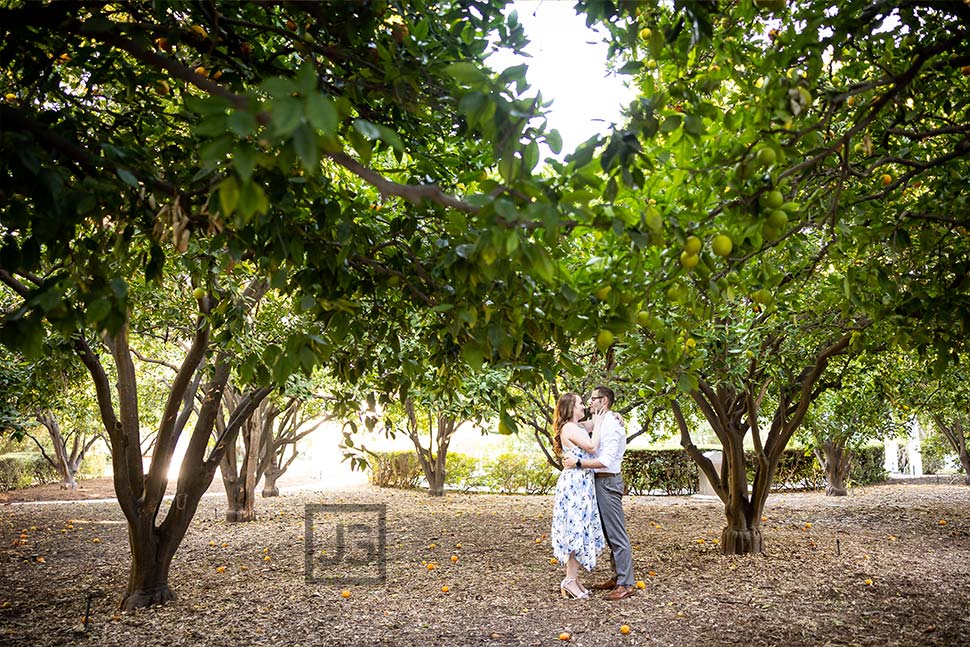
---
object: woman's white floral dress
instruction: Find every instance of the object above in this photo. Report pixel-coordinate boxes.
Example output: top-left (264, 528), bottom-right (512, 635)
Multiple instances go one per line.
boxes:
top-left (551, 445), bottom-right (605, 570)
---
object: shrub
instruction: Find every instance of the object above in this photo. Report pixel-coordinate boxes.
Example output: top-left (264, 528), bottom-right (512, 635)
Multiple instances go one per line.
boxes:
top-left (366, 451), bottom-right (423, 489)
top-left (0, 452), bottom-right (58, 491)
top-left (849, 444), bottom-right (887, 485)
top-left (444, 452), bottom-right (484, 493)
top-left (482, 452), bottom-right (558, 495)
top-left (622, 449), bottom-right (698, 495)
top-left (754, 448), bottom-right (826, 492)
top-left (621, 445), bottom-right (887, 495)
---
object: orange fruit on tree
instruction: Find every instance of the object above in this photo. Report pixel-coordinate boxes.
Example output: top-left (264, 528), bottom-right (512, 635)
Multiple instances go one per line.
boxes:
top-left (881, 173), bottom-right (892, 186)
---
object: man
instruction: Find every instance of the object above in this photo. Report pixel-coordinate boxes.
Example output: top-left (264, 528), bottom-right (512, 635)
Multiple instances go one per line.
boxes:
top-left (563, 385), bottom-right (636, 600)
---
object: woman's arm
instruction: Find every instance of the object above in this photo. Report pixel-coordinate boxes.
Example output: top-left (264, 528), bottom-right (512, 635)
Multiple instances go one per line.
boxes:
top-left (563, 418), bottom-right (601, 453)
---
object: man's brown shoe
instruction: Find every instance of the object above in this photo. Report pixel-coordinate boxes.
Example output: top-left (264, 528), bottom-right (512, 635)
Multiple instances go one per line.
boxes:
top-left (589, 578), bottom-right (617, 591)
top-left (605, 585), bottom-right (637, 601)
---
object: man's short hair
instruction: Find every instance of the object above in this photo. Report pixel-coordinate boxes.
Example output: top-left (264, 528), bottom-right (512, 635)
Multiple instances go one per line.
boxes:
top-left (593, 385), bottom-right (615, 408)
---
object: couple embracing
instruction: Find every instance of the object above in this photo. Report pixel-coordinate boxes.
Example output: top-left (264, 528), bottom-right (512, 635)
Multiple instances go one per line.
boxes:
top-left (550, 386), bottom-right (636, 600)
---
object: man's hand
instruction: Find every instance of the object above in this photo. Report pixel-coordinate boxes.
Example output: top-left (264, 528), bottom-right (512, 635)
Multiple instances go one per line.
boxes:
top-left (563, 455), bottom-right (578, 469)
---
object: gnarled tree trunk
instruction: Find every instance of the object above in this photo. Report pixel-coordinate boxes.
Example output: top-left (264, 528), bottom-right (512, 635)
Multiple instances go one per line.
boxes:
top-left (218, 390), bottom-right (270, 522)
top-left (405, 399), bottom-right (456, 497)
top-left (933, 415), bottom-right (970, 485)
top-left (816, 439), bottom-right (851, 496)
top-left (28, 411), bottom-right (99, 490)
top-left (674, 334), bottom-right (850, 555)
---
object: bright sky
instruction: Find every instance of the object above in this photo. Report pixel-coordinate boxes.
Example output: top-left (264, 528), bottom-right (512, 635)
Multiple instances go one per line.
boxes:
top-left (487, 0), bottom-right (637, 159)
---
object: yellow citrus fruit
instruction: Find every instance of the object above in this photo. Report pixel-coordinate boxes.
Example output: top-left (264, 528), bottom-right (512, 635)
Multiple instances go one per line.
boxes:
top-left (756, 147), bottom-right (776, 167)
top-left (190, 25), bottom-right (207, 39)
top-left (881, 173), bottom-right (892, 186)
top-left (194, 66), bottom-right (208, 77)
top-left (639, 27), bottom-right (652, 40)
top-left (559, 633), bottom-right (571, 641)
top-left (679, 251), bottom-right (699, 270)
top-left (752, 289), bottom-right (773, 305)
top-left (636, 579), bottom-right (647, 588)
top-left (594, 285), bottom-right (612, 301)
top-left (441, 585), bottom-right (450, 593)
top-left (450, 555), bottom-right (458, 562)
top-left (340, 589), bottom-right (351, 598)
top-left (620, 624), bottom-right (631, 635)
top-left (684, 235), bottom-right (702, 255)
top-left (596, 329), bottom-right (615, 352)
top-left (216, 566), bottom-right (226, 573)
top-left (761, 189), bottom-right (784, 209)
top-left (712, 234), bottom-right (733, 257)
top-left (637, 310), bottom-right (651, 327)
top-left (767, 209), bottom-right (789, 229)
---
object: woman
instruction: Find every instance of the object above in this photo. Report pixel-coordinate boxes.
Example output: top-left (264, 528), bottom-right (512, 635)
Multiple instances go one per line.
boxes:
top-left (550, 392), bottom-right (605, 599)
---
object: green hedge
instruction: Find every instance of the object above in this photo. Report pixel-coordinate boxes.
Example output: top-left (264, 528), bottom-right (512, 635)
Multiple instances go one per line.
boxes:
top-left (366, 451), bottom-right (423, 489)
top-left (622, 449), bottom-right (698, 495)
top-left (0, 452), bottom-right (59, 491)
top-left (368, 445), bottom-right (887, 495)
top-left (621, 445), bottom-right (886, 495)
top-left (849, 445), bottom-right (887, 485)
top-left (481, 452), bottom-right (558, 495)
top-left (366, 451), bottom-right (557, 494)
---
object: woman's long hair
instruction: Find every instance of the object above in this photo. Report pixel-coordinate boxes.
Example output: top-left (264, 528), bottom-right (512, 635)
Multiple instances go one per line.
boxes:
top-left (552, 392), bottom-right (580, 458)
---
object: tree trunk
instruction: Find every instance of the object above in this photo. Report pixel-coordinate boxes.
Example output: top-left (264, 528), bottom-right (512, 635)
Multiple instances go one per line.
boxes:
top-left (819, 440), bottom-right (851, 496)
top-left (427, 469), bottom-right (445, 497)
top-left (224, 478), bottom-right (255, 522)
top-left (261, 465), bottom-right (281, 497)
top-left (121, 520), bottom-right (177, 610)
top-left (959, 448), bottom-right (970, 486)
top-left (721, 500), bottom-right (764, 555)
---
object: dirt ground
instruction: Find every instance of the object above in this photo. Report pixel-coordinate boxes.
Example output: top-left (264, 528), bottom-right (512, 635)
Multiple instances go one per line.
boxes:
top-left (1, 480), bottom-right (968, 647)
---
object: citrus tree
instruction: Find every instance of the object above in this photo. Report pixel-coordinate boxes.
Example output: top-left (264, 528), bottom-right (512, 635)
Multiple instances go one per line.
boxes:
top-left (0, 0), bottom-right (609, 607)
top-left (896, 357), bottom-right (970, 484)
top-left (798, 356), bottom-right (903, 495)
top-left (561, 0), bottom-right (970, 552)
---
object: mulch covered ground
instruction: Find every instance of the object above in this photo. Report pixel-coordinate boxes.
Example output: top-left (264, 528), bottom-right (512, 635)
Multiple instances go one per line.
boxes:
top-left (1, 481), bottom-right (968, 646)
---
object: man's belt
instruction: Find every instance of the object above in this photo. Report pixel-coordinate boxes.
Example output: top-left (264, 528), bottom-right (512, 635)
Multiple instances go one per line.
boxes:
top-left (594, 472), bottom-right (619, 479)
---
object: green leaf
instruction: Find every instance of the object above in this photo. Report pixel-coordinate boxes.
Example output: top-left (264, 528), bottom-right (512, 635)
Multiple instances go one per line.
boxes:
top-left (218, 176), bottom-right (240, 215)
top-left (295, 61), bottom-right (318, 95)
top-left (461, 342), bottom-right (485, 367)
top-left (446, 62), bottom-right (488, 86)
top-left (271, 98), bottom-right (303, 136)
top-left (194, 114), bottom-right (228, 137)
top-left (353, 119), bottom-right (382, 141)
top-left (232, 145), bottom-right (257, 182)
top-left (238, 180), bottom-right (268, 219)
top-left (227, 109), bottom-right (257, 137)
top-left (259, 76), bottom-right (297, 99)
top-left (200, 136), bottom-right (233, 169)
top-left (87, 298), bottom-right (111, 323)
top-left (305, 92), bottom-right (337, 135)
top-left (116, 168), bottom-right (139, 188)
top-left (546, 129), bottom-right (562, 155)
top-left (293, 122), bottom-right (318, 172)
